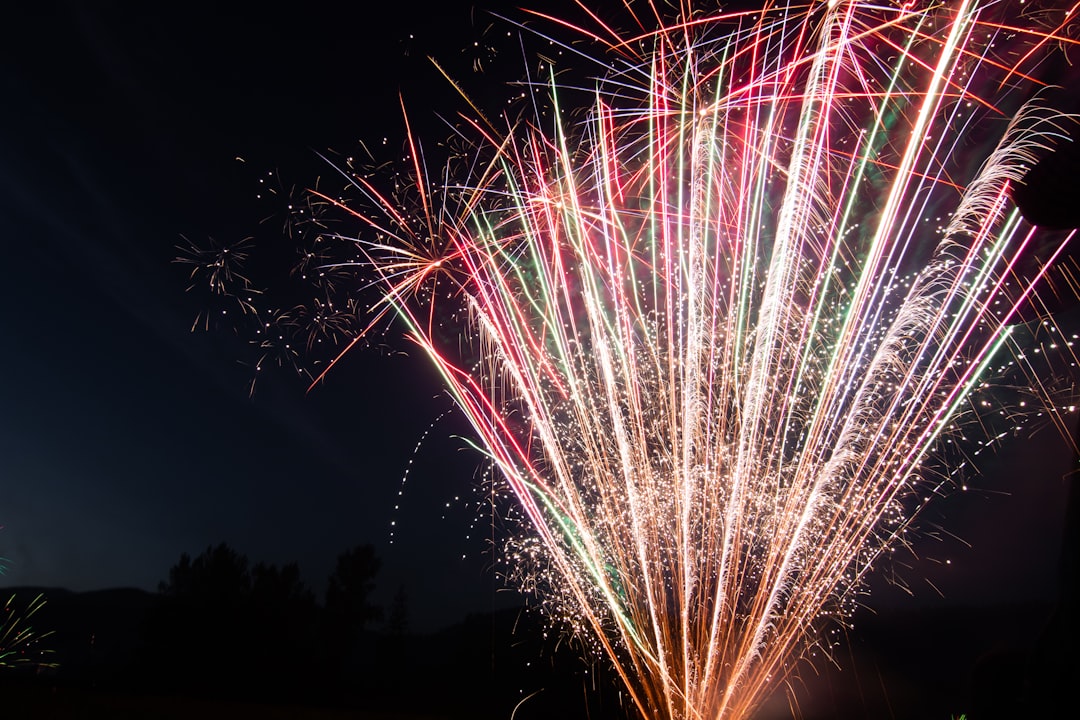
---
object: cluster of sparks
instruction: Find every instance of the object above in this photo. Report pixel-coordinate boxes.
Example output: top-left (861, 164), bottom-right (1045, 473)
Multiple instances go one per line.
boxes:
top-left (175, 176), bottom-right (371, 394)
top-left (0, 593), bottom-right (55, 672)
top-left (188, 1), bottom-right (1080, 718)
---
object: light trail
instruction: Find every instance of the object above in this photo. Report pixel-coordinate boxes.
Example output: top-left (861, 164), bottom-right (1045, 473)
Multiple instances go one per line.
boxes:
top-left (337, 2), bottom-right (1079, 718)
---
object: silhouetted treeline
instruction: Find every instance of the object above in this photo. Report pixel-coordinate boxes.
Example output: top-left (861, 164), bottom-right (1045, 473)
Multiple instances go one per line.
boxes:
top-left (13, 540), bottom-right (1075, 718)
top-left (5, 569), bottom-right (1076, 719)
top-left (2, 543), bottom-right (634, 719)
top-left (136, 543), bottom-right (382, 703)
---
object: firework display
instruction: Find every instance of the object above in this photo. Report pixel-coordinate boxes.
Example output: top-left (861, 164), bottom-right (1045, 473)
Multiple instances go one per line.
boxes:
top-left (0, 593), bottom-right (56, 672)
top-left (192, 1), bottom-right (1080, 718)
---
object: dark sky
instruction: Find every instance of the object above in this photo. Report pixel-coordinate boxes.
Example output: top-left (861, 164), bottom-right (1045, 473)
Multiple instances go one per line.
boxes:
top-left (0, 0), bottom-right (1075, 635)
top-left (0, 0), bottom-right (558, 631)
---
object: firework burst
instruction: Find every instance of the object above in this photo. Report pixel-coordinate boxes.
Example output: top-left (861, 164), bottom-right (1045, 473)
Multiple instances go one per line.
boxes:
top-left (0, 593), bottom-right (56, 672)
top-left (248, 1), bottom-right (1080, 718)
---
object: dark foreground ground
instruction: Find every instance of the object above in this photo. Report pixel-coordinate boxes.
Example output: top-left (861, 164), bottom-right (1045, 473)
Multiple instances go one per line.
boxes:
top-left (2, 587), bottom-right (1075, 719)
top-left (4, 685), bottom-right (449, 720)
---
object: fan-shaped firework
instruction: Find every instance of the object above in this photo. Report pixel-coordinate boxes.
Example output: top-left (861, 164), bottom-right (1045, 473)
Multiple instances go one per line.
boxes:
top-left (194, 1), bottom-right (1080, 718)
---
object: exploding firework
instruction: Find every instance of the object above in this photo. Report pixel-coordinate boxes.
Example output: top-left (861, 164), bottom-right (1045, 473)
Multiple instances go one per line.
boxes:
top-left (0, 593), bottom-right (56, 671)
top-left (178, 170), bottom-right (378, 394)
top-left (207, 1), bottom-right (1080, 718)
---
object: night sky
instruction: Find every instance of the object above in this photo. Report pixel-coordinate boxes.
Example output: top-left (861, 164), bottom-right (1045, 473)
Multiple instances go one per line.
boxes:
top-left (0, 0), bottom-right (1075, 636)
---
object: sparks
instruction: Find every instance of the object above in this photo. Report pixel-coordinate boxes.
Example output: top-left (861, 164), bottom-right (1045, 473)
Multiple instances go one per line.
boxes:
top-left (322, 2), bottom-right (1078, 718)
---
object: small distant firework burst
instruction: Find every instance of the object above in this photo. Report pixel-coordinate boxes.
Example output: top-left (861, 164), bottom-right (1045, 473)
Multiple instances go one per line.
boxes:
top-left (175, 234), bottom-right (261, 333)
top-left (195, 1), bottom-right (1080, 718)
top-left (177, 172), bottom-right (374, 393)
top-left (0, 593), bottom-right (56, 671)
